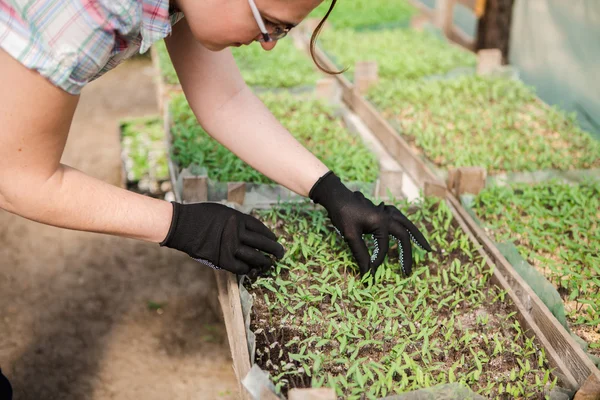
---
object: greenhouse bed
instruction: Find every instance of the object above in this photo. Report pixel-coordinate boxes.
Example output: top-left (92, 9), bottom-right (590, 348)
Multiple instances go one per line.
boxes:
top-left (118, 116), bottom-right (171, 198)
top-left (462, 181), bottom-right (600, 364)
top-left (209, 195), bottom-right (593, 399)
top-left (291, 32), bottom-right (600, 394)
top-left (150, 37), bottom-right (322, 114)
top-left (164, 90), bottom-right (404, 208)
top-left (294, 30), bottom-right (600, 189)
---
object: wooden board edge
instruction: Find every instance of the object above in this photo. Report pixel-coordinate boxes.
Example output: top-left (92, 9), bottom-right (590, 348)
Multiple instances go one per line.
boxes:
top-left (117, 124), bottom-right (129, 190)
top-left (215, 270), bottom-right (253, 400)
top-left (445, 197), bottom-right (580, 390)
top-left (304, 37), bottom-right (442, 190)
top-left (162, 100), bottom-right (181, 203)
top-left (447, 194), bottom-right (600, 387)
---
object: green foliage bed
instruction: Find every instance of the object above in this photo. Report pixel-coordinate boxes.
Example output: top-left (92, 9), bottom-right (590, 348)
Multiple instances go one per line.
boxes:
top-left (153, 38), bottom-right (319, 88)
top-left (472, 181), bottom-right (600, 354)
top-left (169, 92), bottom-right (378, 184)
top-left (369, 75), bottom-right (600, 174)
top-left (120, 116), bottom-right (169, 182)
top-left (318, 28), bottom-right (476, 81)
top-left (246, 198), bottom-right (557, 399)
top-left (309, 0), bottom-right (418, 30)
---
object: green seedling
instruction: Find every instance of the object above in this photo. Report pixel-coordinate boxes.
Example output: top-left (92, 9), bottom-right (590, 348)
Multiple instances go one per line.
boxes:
top-left (473, 180), bottom-right (600, 356)
top-left (169, 92), bottom-right (378, 184)
top-left (120, 116), bottom-right (170, 182)
top-left (246, 198), bottom-right (556, 398)
top-left (319, 28), bottom-right (475, 82)
top-left (154, 37), bottom-right (318, 88)
top-left (309, 0), bottom-right (417, 30)
top-left (369, 75), bottom-right (600, 174)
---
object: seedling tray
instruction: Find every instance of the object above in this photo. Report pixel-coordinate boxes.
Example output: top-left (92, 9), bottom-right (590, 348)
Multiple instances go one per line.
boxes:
top-left (210, 195), bottom-right (589, 399)
top-left (307, 0), bottom-right (418, 31)
top-left (465, 181), bottom-right (600, 362)
top-left (151, 37), bottom-right (321, 114)
top-left (314, 27), bottom-right (476, 85)
top-left (164, 91), bottom-right (403, 207)
top-left (118, 116), bottom-right (171, 198)
top-left (291, 33), bottom-right (600, 393)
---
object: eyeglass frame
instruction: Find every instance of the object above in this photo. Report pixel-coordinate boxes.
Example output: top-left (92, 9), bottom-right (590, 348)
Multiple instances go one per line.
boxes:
top-left (247, 0), bottom-right (295, 42)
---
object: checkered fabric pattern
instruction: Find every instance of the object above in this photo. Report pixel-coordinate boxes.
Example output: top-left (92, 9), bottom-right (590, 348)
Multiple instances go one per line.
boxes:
top-left (0, 0), bottom-right (184, 94)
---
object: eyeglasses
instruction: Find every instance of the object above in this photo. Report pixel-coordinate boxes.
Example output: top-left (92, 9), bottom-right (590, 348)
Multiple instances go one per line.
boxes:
top-left (247, 0), bottom-right (295, 42)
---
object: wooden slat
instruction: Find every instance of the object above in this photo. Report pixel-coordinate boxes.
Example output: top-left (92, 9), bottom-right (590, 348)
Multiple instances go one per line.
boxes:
top-left (446, 198), bottom-right (580, 390)
top-left (448, 195), bottom-right (600, 387)
top-left (345, 90), bottom-right (442, 190)
top-left (309, 39), bottom-right (443, 191)
top-left (163, 102), bottom-right (181, 202)
top-left (215, 271), bottom-right (253, 400)
top-left (288, 388), bottom-right (336, 400)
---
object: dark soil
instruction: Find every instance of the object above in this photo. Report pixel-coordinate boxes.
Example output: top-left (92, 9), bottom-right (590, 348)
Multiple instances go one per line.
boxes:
top-left (245, 205), bottom-right (555, 399)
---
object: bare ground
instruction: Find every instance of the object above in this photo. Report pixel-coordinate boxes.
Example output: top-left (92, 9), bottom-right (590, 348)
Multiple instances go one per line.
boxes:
top-left (0, 58), bottom-right (239, 400)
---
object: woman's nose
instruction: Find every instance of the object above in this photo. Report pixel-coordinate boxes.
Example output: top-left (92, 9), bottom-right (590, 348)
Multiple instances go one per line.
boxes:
top-left (260, 40), bottom-right (278, 51)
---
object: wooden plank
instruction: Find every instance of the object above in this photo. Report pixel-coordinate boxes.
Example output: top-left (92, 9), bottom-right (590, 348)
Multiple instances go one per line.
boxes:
top-left (446, 197), bottom-right (580, 390)
top-left (574, 373), bottom-right (600, 400)
top-left (424, 181), bottom-right (447, 198)
top-left (228, 182), bottom-right (246, 205)
top-left (288, 388), bottom-right (336, 400)
top-left (163, 102), bottom-right (181, 202)
top-left (344, 90), bottom-right (442, 190)
top-left (150, 45), bottom-right (166, 115)
top-left (215, 270), bottom-right (253, 400)
top-left (476, 48), bottom-right (503, 75)
top-left (447, 167), bottom-right (487, 196)
top-left (118, 125), bottom-right (128, 190)
top-left (447, 194), bottom-right (600, 387)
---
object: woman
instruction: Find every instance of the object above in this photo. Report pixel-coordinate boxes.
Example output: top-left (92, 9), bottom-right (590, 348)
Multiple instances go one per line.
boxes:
top-left (0, 0), bottom-right (431, 394)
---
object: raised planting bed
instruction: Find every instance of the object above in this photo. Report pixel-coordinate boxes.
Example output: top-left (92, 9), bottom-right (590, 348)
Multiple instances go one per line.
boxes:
top-left (308, 0), bottom-right (418, 31)
top-left (316, 27), bottom-right (476, 84)
top-left (468, 180), bottom-right (600, 362)
top-left (118, 116), bottom-right (171, 198)
top-left (151, 37), bottom-right (320, 112)
top-left (165, 91), bottom-right (405, 206)
top-left (367, 75), bottom-right (600, 183)
top-left (226, 197), bottom-right (582, 399)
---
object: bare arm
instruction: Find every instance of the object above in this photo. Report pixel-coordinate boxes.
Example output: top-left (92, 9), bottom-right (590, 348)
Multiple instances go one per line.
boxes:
top-left (165, 19), bottom-right (329, 197)
top-left (0, 49), bottom-right (172, 243)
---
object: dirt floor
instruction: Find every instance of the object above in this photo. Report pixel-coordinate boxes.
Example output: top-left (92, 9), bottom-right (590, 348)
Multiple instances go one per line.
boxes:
top-left (0, 58), bottom-right (239, 400)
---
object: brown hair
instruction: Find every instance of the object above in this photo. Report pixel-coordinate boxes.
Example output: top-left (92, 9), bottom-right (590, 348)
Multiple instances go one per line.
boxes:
top-left (310, 0), bottom-right (344, 74)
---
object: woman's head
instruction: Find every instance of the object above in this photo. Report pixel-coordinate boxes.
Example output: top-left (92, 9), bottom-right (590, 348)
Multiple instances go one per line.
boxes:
top-left (174, 0), bottom-right (339, 72)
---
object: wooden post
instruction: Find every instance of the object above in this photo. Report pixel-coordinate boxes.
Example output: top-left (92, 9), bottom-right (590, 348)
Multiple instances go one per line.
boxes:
top-left (227, 182), bottom-right (246, 205)
top-left (288, 388), bottom-right (336, 400)
top-left (182, 175), bottom-right (208, 203)
top-left (435, 0), bottom-right (453, 36)
top-left (574, 373), bottom-right (600, 400)
top-left (315, 78), bottom-right (340, 104)
top-left (447, 167), bottom-right (487, 196)
top-left (424, 181), bottom-right (447, 199)
top-left (354, 61), bottom-right (379, 95)
top-left (476, 48), bottom-right (503, 75)
top-left (214, 271), bottom-right (252, 400)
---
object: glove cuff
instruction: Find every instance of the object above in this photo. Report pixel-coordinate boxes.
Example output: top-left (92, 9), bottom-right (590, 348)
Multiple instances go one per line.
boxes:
top-left (309, 170), bottom-right (351, 208)
top-left (159, 202), bottom-right (181, 247)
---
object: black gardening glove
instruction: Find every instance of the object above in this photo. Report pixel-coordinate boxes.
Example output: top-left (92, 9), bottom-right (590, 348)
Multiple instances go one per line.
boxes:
top-left (160, 202), bottom-right (285, 275)
top-left (309, 171), bottom-right (432, 276)
top-left (0, 369), bottom-right (11, 400)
